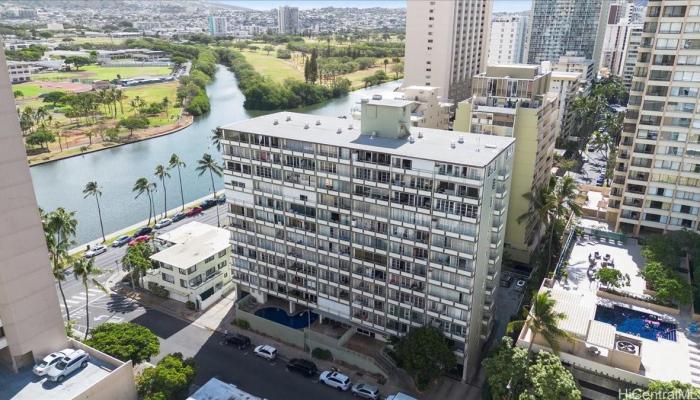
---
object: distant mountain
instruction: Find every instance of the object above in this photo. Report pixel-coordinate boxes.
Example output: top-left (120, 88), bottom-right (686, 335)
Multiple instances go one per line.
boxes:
top-left (206, 1), bottom-right (253, 11)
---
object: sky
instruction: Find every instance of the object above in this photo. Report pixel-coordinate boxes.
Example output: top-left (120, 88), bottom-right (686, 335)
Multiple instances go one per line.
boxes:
top-left (216, 0), bottom-right (533, 13)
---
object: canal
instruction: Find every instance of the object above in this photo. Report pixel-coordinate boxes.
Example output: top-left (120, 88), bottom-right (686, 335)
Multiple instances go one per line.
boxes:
top-left (30, 65), bottom-right (402, 244)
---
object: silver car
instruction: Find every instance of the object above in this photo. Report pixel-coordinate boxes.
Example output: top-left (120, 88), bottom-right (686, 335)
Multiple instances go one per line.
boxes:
top-left (351, 382), bottom-right (380, 399)
top-left (33, 349), bottom-right (74, 376)
top-left (46, 349), bottom-right (90, 382)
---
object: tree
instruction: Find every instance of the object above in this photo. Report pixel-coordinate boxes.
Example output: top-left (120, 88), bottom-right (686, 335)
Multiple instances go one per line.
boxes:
top-left (85, 323), bottom-right (159, 363)
top-left (154, 165), bottom-right (170, 220)
top-left (518, 181), bottom-right (557, 252)
top-left (45, 208), bottom-right (78, 321)
top-left (161, 97), bottom-right (170, 119)
top-left (119, 115), bottom-right (150, 137)
top-left (25, 128), bottom-right (56, 151)
top-left (483, 337), bottom-right (581, 400)
top-left (391, 62), bottom-right (403, 79)
top-left (72, 257), bottom-right (106, 339)
top-left (133, 177), bottom-right (157, 226)
top-left (395, 326), bottom-right (455, 390)
top-left (196, 153), bottom-right (222, 227)
top-left (121, 242), bottom-right (153, 288)
top-left (137, 353), bottom-right (196, 400)
top-left (308, 48), bottom-right (319, 84)
top-left (13, 89), bottom-right (23, 98)
top-left (64, 56), bottom-right (91, 71)
top-left (263, 45), bottom-right (274, 55)
top-left (43, 91), bottom-right (67, 106)
top-left (596, 267), bottom-right (629, 288)
top-left (168, 154), bottom-right (187, 211)
top-left (507, 292), bottom-right (570, 354)
top-left (210, 128), bottom-right (222, 151)
top-left (383, 58), bottom-right (389, 72)
top-left (82, 181), bottom-right (106, 242)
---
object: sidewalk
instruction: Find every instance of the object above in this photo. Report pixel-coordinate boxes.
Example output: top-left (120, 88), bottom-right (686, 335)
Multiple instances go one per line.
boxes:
top-left (116, 284), bottom-right (418, 397)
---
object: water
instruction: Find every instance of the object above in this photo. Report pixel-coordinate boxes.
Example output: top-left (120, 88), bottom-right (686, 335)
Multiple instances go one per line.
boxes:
top-left (30, 65), bottom-right (401, 244)
top-left (594, 305), bottom-right (677, 342)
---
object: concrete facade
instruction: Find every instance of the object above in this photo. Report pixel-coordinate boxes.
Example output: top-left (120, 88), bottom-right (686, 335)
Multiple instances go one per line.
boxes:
top-left (549, 70), bottom-right (585, 143)
top-left (207, 16), bottom-right (227, 36)
top-left (454, 65), bottom-right (559, 263)
top-left (278, 6), bottom-right (299, 35)
top-left (403, 0), bottom-right (492, 102)
top-left (488, 14), bottom-right (528, 65)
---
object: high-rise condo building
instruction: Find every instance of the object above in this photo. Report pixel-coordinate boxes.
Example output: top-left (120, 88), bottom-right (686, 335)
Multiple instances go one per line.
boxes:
top-left (221, 104), bottom-right (515, 381)
top-left (526, 0), bottom-right (611, 66)
top-left (548, 70), bottom-right (585, 144)
top-left (488, 14), bottom-right (528, 65)
top-left (454, 65), bottom-right (559, 263)
top-left (278, 6), bottom-right (299, 35)
top-left (621, 24), bottom-right (643, 89)
top-left (599, 1), bottom-right (646, 75)
top-left (403, 0), bottom-right (492, 102)
top-left (207, 15), bottom-right (227, 36)
top-left (610, 0), bottom-right (700, 235)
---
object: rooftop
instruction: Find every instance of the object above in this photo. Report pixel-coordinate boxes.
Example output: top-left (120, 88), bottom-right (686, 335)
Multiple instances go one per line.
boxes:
top-left (550, 70), bottom-right (581, 80)
top-left (152, 221), bottom-right (229, 269)
top-left (188, 378), bottom-right (262, 400)
top-left (220, 112), bottom-right (515, 167)
top-left (366, 98), bottom-right (414, 108)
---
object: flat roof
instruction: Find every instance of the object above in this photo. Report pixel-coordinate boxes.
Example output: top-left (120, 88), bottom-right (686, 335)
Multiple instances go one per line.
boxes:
top-left (152, 222), bottom-right (229, 269)
top-left (188, 378), bottom-right (262, 400)
top-left (0, 359), bottom-right (113, 400)
top-left (220, 112), bottom-right (515, 167)
top-left (550, 71), bottom-right (581, 80)
top-left (366, 98), bottom-right (414, 107)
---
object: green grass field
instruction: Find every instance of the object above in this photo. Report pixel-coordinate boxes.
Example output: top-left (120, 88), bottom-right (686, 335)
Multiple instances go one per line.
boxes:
top-left (240, 50), bottom-right (302, 83)
top-left (12, 82), bottom-right (58, 98)
top-left (35, 65), bottom-right (172, 82)
top-left (119, 82), bottom-right (182, 126)
top-left (67, 37), bottom-right (128, 45)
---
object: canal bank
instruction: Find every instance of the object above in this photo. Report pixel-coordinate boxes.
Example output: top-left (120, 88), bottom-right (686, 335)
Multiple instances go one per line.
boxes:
top-left (31, 64), bottom-right (401, 244)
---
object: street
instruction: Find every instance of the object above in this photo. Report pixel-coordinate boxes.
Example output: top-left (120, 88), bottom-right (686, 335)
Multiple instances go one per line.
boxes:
top-left (569, 145), bottom-right (609, 186)
top-left (58, 203), bottom-right (225, 336)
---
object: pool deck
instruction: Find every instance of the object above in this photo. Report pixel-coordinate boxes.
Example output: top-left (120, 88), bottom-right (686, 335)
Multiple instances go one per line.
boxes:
top-left (519, 230), bottom-right (699, 386)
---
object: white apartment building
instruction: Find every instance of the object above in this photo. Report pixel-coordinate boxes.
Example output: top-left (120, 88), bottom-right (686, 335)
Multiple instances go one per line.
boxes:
top-left (7, 61), bottom-right (31, 84)
top-left (549, 70), bottom-right (585, 142)
top-left (278, 6), bottom-right (299, 35)
top-left (352, 86), bottom-right (451, 130)
top-left (146, 222), bottom-right (233, 311)
top-left (553, 53), bottom-right (597, 82)
top-left (599, 1), bottom-right (646, 75)
top-left (610, 0), bottom-right (700, 235)
top-left (488, 15), bottom-right (528, 65)
top-left (221, 105), bottom-right (515, 381)
top-left (208, 16), bottom-right (227, 36)
top-left (621, 25), bottom-right (643, 89)
top-left (526, 0), bottom-right (611, 67)
top-left (403, 0), bottom-right (492, 102)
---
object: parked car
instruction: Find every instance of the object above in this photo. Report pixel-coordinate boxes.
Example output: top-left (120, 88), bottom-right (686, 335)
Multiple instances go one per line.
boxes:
top-left (46, 349), bottom-right (90, 382)
top-left (128, 235), bottom-right (150, 246)
top-left (112, 235), bottom-right (131, 247)
top-left (319, 371), bottom-right (352, 391)
top-left (217, 195), bottom-right (226, 204)
top-left (596, 175), bottom-right (606, 186)
top-left (155, 218), bottom-right (172, 229)
top-left (33, 349), bottom-right (74, 376)
top-left (224, 333), bottom-right (251, 350)
top-left (253, 345), bottom-right (277, 361)
top-left (351, 383), bottom-right (380, 399)
top-left (84, 244), bottom-right (107, 258)
top-left (133, 226), bottom-right (153, 237)
top-left (200, 199), bottom-right (217, 209)
top-left (185, 207), bottom-right (203, 217)
top-left (172, 212), bottom-right (186, 222)
top-left (286, 358), bottom-right (318, 377)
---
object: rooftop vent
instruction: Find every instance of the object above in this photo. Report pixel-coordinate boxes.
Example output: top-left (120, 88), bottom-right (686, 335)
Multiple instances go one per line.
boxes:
top-left (408, 136), bottom-right (415, 143)
top-left (485, 144), bottom-right (497, 149)
top-left (450, 141), bottom-right (456, 149)
top-left (273, 119), bottom-right (279, 125)
top-left (304, 123), bottom-right (309, 129)
top-left (361, 98), bottom-right (369, 104)
top-left (315, 120), bottom-right (321, 126)
top-left (372, 94), bottom-right (383, 100)
top-left (458, 136), bottom-right (464, 144)
top-left (348, 124), bottom-right (354, 130)
top-left (286, 115), bottom-right (292, 122)
top-left (370, 131), bottom-right (377, 139)
top-left (336, 128), bottom-right (342, 134)
top-left (417, 132), bottom-right (424, 139)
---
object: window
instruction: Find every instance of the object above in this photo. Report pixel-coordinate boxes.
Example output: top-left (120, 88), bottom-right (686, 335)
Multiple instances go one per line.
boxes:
top-left (684, 39), bottom-right (700, 50)
top-left (186, 265), bottom-right (197, 275)
top-left (189, 275), bottom-right (203, 287)
top-left (659, 22), bottom-right (682, 33)
top-left (204, 255), bottom-right (215, 263)
top-left (161, 273), bottom-right (174, 284)
top-left (217, 249), bottom-right (227, 257)
top-left (670, 86), bottom-right (698, 97)
top-left (662, 6), bottom-right (686, 17)
top-left (656, 38), bottom-right (678, 50)
top-left (674, 71), bottom-right (700, 82)
top-left (180, 279), bottom-right (188, 288)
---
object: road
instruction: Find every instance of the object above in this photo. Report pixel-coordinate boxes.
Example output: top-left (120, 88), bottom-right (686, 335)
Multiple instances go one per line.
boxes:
top-left (133, 309), bottom-right (361, 400)
top-left (58, 203), bottom-right (225, 335)
top-left (570, 145), bottom-right (609, 186)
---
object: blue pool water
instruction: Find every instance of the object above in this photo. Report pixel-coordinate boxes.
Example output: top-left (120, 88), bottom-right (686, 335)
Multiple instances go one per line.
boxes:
top-left (595, 305), bottom-right (677, 342)
top-left (254, 307), bottom-right (318, 329)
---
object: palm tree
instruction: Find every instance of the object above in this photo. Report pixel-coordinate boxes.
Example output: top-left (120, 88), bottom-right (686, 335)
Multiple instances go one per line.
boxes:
top-left (508, 292), bottom-right (570, 354)
top-left (72, 257), bottom-right (106, 339)
top-left (168, 153), bottom-right (187, 211)
top-left (45, 208), bottom-right (78, 321)
top-left (196, 153), bottom-right (223, 227)
top-left (210, 128), bottom-right (222, 152)
top-left (161, 97), bottom-right (170, 119)
top-left (132, 178), bottom-right (157, 226)
top-left (554, 176), bottom-right (583, 221)
top-left (518, 181), bottom-right (558, 270)
top-left (82, 181), bottom-right (106, 242)
top-left (154, 164), bottom-right (171, 220)
top-left (115, 89), bottom-right (125, 117)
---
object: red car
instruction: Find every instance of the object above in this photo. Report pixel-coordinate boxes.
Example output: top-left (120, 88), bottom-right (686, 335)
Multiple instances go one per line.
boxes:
top-left (185, 207), bottom-right (203, 217)
top-left (128, 235), bottom-right (151, 247)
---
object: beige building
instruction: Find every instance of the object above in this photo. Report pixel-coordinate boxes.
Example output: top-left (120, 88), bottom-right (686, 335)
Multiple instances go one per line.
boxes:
top-left (146, 221), bottom-right (233, 311)
top-left (610, 0), bottom-right (700, 235)
top-left (403, 0), bottom-right (492, 102)
top-left (454, 65), bottom-right (559, 263)
top-left (549, 70), bottom-right (585, 143)
top-left (0, 48), bottom-right (136, 399)
top-left (598, 1), bottom-right (646, 75)
top-left (351, 86), bottom-right (451, 130)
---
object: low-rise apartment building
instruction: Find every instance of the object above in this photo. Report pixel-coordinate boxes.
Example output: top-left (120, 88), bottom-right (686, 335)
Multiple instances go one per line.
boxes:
top-left (454, 65), bottom-right (559, 263)
top-left (549, 70), bottom-right (585, 143)
top-left (146, 221), bottom-right (233, 311)
top-left (220, 103), bottom-right (515, 381)
top-left (7, 61), bottom-right (31, 83)
top-left (352, 86), bottom-right (451, 130)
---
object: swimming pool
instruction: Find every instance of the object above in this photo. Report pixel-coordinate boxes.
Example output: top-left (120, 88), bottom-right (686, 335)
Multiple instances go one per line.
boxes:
top-left (254, 307), bottom-right (318, 329)
top-left (594, 305), bottom-right (677, 342)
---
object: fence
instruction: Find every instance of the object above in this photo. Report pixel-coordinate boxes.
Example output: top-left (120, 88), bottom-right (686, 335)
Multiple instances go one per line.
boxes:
top-left (236, 308), bottom-right (305, 348)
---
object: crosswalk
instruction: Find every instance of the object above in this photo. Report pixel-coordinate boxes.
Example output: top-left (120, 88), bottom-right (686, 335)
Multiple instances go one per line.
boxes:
top-left (59, 288), bottom-right (141, 325)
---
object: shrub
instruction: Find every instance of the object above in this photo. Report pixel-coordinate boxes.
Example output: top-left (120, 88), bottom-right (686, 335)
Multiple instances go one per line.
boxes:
top-left (137, 353), bottom-right (196, 400)
top-left (233, 318), bottom-right (250, 329)
top-left (85, 323), bottom-right (159, 363)
top-left (311, 348), bottom-right (333, 361)
top-left (185, 301), bottom-right (196, 310)
top-left (147, 282), bottom-right (169, 298)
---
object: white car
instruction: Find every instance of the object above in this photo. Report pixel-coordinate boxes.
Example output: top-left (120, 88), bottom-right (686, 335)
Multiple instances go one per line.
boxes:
top-left (155, 218), bottom-right (172, 229)
top-left (84, 244), bottom-right (107, 258)
top-left (33, 349), bottom-right (74, 376)
top-left (319, 371), bottom-right (351, 391)
top-left (46, 349), bottom-right (90, 382)
top-left (253, 345), bottom-right (277, 361)
top-left (351, 382), bottom-right (380, 399)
